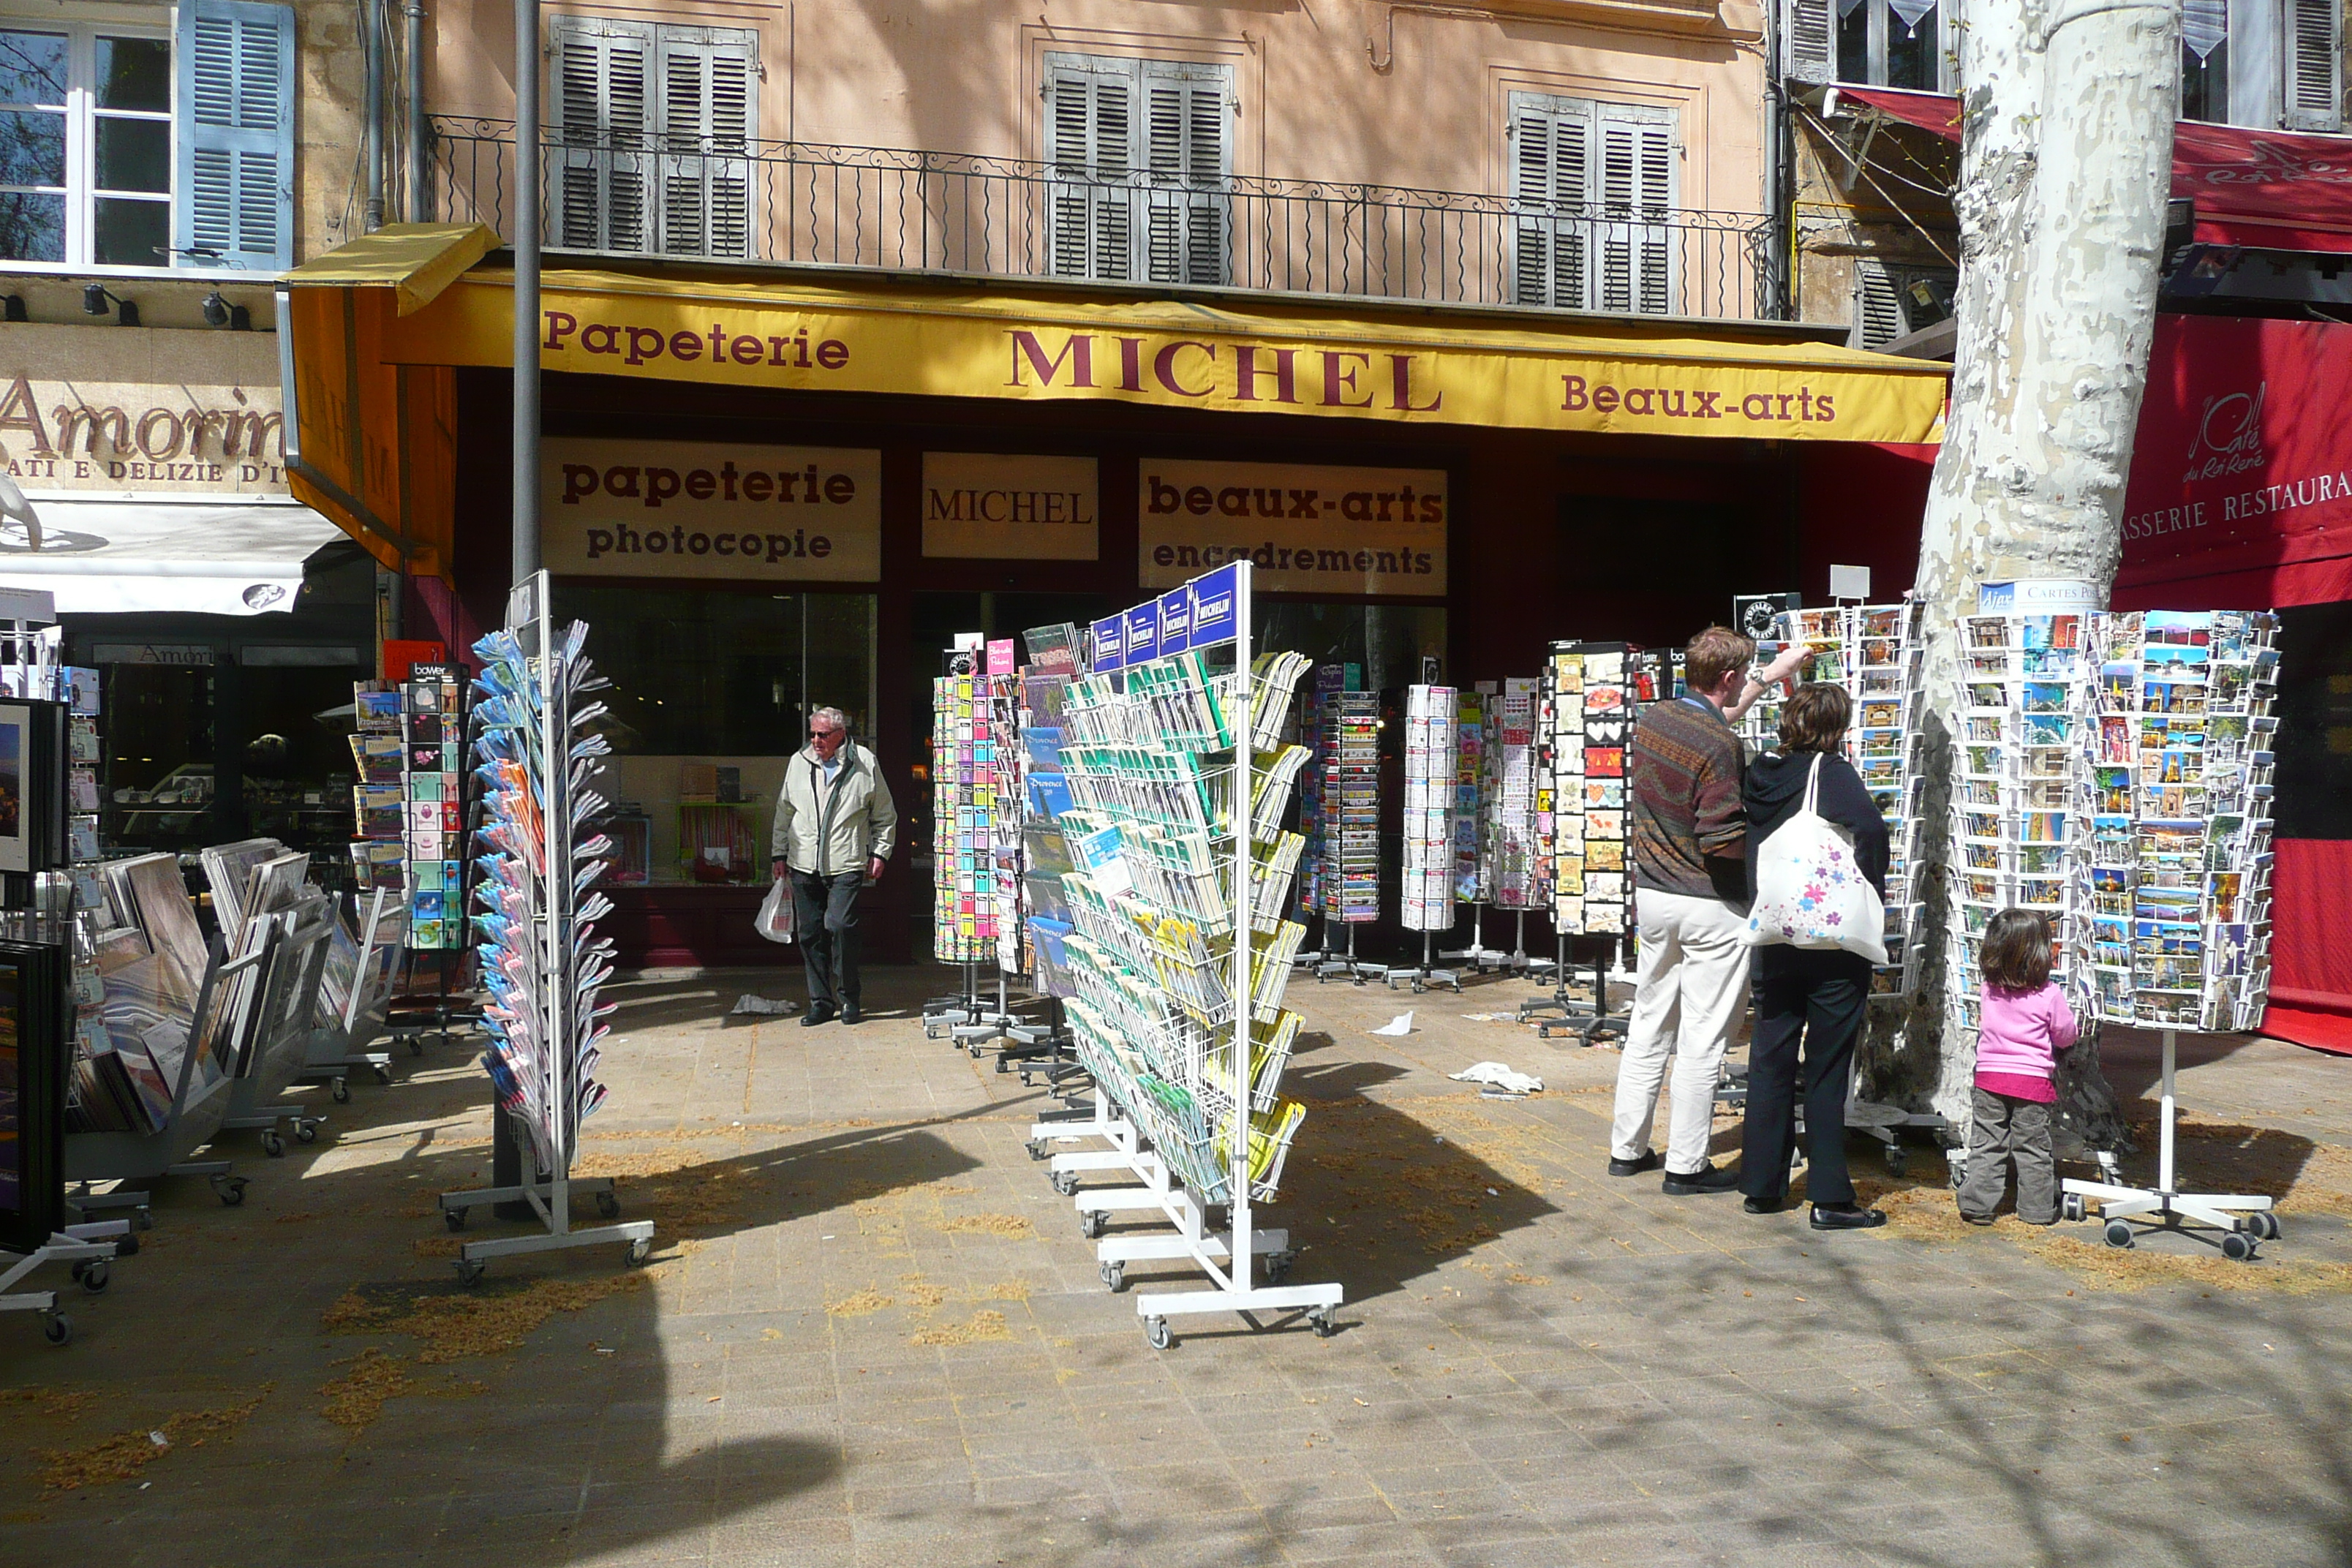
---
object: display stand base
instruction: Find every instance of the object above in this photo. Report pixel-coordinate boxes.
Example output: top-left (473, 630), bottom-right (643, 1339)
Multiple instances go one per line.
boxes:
top-left (1528, 946), bottom-right (1629, 1046)
top-left (1315, 924), bottom-right (1379, 984)
top-left (1, 1232), bottom-right (119, 1346)
top-left (1441, 903), bottom-right (1501, 973)
top-left (1383, 932), bottom-right (1461, 993)
top-left (2062, 1029), bottom-right (2277, 1259)
top-left (437, 1175), bottom-right (655, 1281)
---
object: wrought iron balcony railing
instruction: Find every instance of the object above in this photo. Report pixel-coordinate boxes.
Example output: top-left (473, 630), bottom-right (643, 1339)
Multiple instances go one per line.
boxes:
top-left (429, 119), bottom-right (1786, 321)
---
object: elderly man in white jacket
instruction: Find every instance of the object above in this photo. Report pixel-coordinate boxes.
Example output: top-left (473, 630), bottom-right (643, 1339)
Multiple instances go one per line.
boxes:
top-left (769, 706), bottom-right (898, 1026)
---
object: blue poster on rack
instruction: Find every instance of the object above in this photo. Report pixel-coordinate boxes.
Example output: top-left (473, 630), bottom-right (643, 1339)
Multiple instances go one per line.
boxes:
top-left (1188, 564), bottom-right (1241, 648)
top-left (1125, 603), bottom-right (1161, 664)
top-left (1091, 614), bottom-right (1125, 671)
top-left (1158, 587), bottom-right (1194, 654)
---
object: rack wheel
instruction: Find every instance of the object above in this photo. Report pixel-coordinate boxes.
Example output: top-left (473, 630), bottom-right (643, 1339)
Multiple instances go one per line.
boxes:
top-left (2258, 1212), bottom-right (2283, 1241)
top-left (42, 1312), bottom-right (71, 1346)
top-left (1144, 1316), bottom-right (1172, 1352)
top-left (1264, 1251), bottom-right (1294, 1285)
top-left (2103, 1218), bottom-right (2135, 1250)
top-left (1310, 1308), bottom-right (1336, 1339)
top-left (1100, 1261), bottom-right (1125, 1293)
top-left (455, 1259), bottom-right (486, 1286)
top-left (331, 1077), bottom-right (350, 1104)
top-left (1025, 1139), bottom-right (1047, 1162)
top-left (372, 1063), bottom-right (393, 1086)
top-left (408, 1035), bottom-right (425, 1058)
top-left (260, 1130), bottom-right (285, 1158)
top-left (1051, 1170), bottom-right (1078, 1197)
top-left (295, 1120), bottom-right (319, 1145)
top-left (1079, 1210), bottom-right (1105, 1240)
top-left (2221, 1232), bottom-right (2256, 1263)
top-left (214, 1175), bottom-right (248, 1207)
top-left (994, 1055), bottom-right (1009, 1074)
top-left (443, 1207), bottom-right (467, 1232)
top-left (115, 1232), bottom-right (138, 1258)
top-left (626, 1237), bottom-right (652, 1266)
top-left (78, 1260), bottom-right (109, 1294)
top-left (2062, 1194), bottom-right (2088, 1223)
top-left (1411, 981), bottom-right (1425, 995)
top-left (595, 1191), bottom-right (622, 1219)
top-left (1948, 1161), bottom-right (1967, 1191)
top-left (1883, 1144), bottom-right (1907, 1177)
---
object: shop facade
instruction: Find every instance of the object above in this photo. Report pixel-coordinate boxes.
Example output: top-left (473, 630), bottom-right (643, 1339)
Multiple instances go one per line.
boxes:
top-left (282, 229), bottom-right (1948, 966)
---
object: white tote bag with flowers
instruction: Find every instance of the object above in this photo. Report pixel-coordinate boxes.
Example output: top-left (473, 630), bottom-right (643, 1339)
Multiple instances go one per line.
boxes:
top-left (1742, 754), bottom-right (1886, 965)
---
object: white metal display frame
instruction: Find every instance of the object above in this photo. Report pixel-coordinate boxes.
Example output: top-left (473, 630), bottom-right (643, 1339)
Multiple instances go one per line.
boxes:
top-left (2062, 1028), bottom-right (2277, 1257)
top-left (437, 574), bottom-right (652, 1278)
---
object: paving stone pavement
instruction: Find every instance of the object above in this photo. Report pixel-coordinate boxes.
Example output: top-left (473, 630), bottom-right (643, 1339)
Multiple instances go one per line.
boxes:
top-left (5, 963), bottom-right (2352, 1568)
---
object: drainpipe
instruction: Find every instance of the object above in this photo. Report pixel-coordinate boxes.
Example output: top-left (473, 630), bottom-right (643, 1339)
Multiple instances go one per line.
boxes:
top-left (363, 0), bottom-right (385, 232)
top-left (1762, 0), bottom-right (1790, 318)
top-left (407, 0), bottom-right (429, 220)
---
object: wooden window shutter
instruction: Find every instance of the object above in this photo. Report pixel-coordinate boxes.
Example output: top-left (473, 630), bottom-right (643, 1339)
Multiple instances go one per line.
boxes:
top-left (1509, 94), bottom-right (1591, 307)
top-left (657, 27), bottom-right (758, 257)
top-left (173, 0), bottom-right (295, 270)
top-left (1784, 0), bottom-right (1837, 85)
top-left (1851, 258), bottom-right (1905, 349)
top-left (1596, 102), bottom-right (1677, 314)
top-left (2285, 0), bottom-right (2343, 129)
top-left (552, 16), bottom-right (655, 252)
top-left (1044, 56), bottom-right (1138, 281)
top-left (1141, 59), bottom-right (1231, 285)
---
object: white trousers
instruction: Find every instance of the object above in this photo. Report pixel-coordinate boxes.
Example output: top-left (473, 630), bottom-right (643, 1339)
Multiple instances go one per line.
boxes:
top-left (1610, 887), bottom-right (1752, 1175)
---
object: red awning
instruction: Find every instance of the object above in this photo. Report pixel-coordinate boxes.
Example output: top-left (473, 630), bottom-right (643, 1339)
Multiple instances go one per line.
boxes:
top-left (1831, 86), bottom-right (2352, 252)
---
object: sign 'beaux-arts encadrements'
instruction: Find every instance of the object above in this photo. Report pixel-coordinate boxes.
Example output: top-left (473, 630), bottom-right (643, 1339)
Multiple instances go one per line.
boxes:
top-left (1138, 461), bottom-right (1447, 596)
top-left (540, 438), bottom-right (881, 581)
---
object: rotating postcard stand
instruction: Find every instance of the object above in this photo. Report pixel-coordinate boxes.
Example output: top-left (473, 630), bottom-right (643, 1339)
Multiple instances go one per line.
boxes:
top-left (1386, 684), bottom-right (1461, 992)
top-left (1030, 566), bottom-right (1340, 1347)
top-left (437, 576), bottom-right (652, 1279)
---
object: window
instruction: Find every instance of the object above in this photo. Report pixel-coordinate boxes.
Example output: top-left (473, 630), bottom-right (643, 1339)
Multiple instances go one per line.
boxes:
top-left (2178, 0), bottom-right (2342, 130)
top-left (1851, 257), bottom-right (1954, 350)
top-left (1044, 53), bottom-right (1231, 286)
top-left (552, 18), bottom-right (756, 258)
top-left (0, 1), bottom-right (291, 271)
top-left (1784, 0), bottom-right (1948, 91)
top-left (1509, 93), bottom-right (1678, 314)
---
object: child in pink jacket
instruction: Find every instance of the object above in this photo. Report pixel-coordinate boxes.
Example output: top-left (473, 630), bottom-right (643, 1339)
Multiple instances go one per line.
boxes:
top-left (1956, 908), bottom-right (2079, 1225)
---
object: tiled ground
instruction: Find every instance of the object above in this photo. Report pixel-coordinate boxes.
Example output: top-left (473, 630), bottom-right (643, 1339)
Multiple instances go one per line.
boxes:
top-left (4, 962), bottom-right (2351, 1567)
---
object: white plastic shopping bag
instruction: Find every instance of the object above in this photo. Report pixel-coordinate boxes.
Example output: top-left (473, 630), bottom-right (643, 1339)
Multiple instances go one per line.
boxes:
top-left (1742, 754), bottom-right (1887, 965)
top-left (755, 878), bottom-right (796, 944)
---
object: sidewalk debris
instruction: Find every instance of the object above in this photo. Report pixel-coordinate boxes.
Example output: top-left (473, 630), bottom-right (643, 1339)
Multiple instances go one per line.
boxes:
top-left (1450, 1061), bottom-right (1545, 1096)
top-left (730, 994), bottom-right (799, 1017)
top-left (1371, 1012), bottom-right (1415, 1036)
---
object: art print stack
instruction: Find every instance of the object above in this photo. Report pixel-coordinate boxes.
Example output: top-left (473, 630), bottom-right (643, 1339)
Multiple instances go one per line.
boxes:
top-left (1543, 641), bottom-right (1639, 935)
top-left (1401, 685), bottom-right (1455, 930)
top-left (2074, 611), bottom-right (2280, 1032)
top-left (468, 617), bottom-right (618, 1176)
top-left (930, 671), bottom-right (1003, 965)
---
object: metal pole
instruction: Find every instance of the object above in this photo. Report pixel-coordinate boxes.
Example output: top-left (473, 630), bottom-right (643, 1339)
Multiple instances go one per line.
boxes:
top-left (363, 0), bottom-right (385, 231)
top-left (406, 0), bottom-right (429, 220)
top-left (2159, 1028), bottom-right (2176, 1194)
top-left (511, 0), bottom-right (541, 580)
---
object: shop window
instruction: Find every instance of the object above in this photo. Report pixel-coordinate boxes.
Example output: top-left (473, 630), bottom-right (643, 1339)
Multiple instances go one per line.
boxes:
top-left (0, 1), bottom-right (293, 271)
top-left (2177, 0), bottom-right (2343, 130)
top-left (551, 17), bottom-right (755, 258)
top-left (2272, 603), bottom-right (2352, 840)
top-left (1043, 53), bottom-right (1231, 286)
top-left (1850, 257), bottom-right (1954, 350)
top-left (1507, 94), bottom-right (1678, 314)
top-left (1784, 0), bottom-right (1950, 91)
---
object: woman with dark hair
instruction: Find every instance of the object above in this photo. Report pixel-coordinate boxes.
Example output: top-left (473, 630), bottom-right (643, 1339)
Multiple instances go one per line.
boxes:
top-left (1738, 682), bottom-right (1892, 1229)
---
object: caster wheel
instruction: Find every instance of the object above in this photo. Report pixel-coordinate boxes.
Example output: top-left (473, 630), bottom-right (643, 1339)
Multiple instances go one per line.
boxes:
top-left (408, 1036), bottom-right (425, 1058)
top-left (331, 1078), bottom-right (350, 1104)
top-left (42, 1312), bottom-right (71, 1346)
top-left (1264, 1251), bottom-right (1294, 1285)
top-left (626, 1237), bottom-right (652, 1266)
top-left (1311, 1309), bottom-right (1337, 1339)
top-left (1052, 1170), bottom-right (1079, 1197)
top-left (1025, 1139), bottom-right (1047, 1162)
top-left (1100, 1261), bottom-right (1126, 1293)
top-left (2221, 1232), bottom-right (2256, 1263)
top-left (215, 1177), bottom-right (248, 1207)
top-left (1144, 1316), bottom-right (1172, 1351)
top-left (995, 1056), bottom-right (1009, 1074)
top-left (260, 1131), bottom-right (284, 1158)
top-left (372, 1064), bottom-right (393, 1086)
top-left (79, 1260), bottom-right (109, 1294)
top-left (1948, 1162), bottom-right (1967, 1191)
top-left (1884, 1146), bottom-right (1907, 1178)
top-left (2251, 1212), bottom-right (2281, 1241)
top-left (444, 1207), bottom-right (467, 1232)
top-left (294, 1120), bottom-right (319, 1145)
top-left (2103, 1219), bottom-right (2135, 1250)
top-left (115, 1232), bottom-right (139, 1258)
top-left (455, 1259), bottom-right (486, 1286)
top-left (595, 1191), bottom-right (622, 1219)
top-left (1412, 981), bottom-right (1425, 995)
top-left (2062, 1194), bottom-right (2088, 1223)
top-left (1079, 1210), bottom-right (1105, 1240)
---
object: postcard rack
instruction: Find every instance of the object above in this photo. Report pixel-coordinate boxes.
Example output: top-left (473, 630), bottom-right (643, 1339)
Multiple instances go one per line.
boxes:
top-left (437, 575), bottom-right (652, 1279)
top-left (1387, 683), bottom-right (1461, 992)
top-left (1520, 642), bottom-right (1641, 1042)
top-left (1029, 565), bottom-right (1341, 1348)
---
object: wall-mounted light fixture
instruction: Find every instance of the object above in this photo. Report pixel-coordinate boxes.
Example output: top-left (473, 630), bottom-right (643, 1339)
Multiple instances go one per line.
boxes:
top-left (201, 290), bottom-right (252, 330)
top-left (81, 284), bottom-right (140, 326)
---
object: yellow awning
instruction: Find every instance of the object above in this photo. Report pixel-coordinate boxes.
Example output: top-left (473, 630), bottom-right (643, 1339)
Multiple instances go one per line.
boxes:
top-left (284, 222), bottom-right (500, 316)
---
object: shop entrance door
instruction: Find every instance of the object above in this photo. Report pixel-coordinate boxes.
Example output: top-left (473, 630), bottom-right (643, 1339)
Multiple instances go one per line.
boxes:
top-left (96, 652), bottom-right (223, 854)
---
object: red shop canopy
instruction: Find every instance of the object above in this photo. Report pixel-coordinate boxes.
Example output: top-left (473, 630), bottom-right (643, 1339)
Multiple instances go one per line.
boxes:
top-left (1830, 86), bottom-right (2352, 252)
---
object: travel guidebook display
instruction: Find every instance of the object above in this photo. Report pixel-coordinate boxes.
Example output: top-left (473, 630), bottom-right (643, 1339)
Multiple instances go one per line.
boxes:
top-left (1042, 562), bottom-right (1340, 1344)
top-left (349, 666), bottom-right (470, 951)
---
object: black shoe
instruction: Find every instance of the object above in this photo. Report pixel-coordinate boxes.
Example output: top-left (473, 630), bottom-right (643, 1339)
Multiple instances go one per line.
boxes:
top-left (1810, 1204), bottom-right (1888, 1230)
top-left (839, 1002), bottom-right (861, 1026)
top-left (1959, 1212), bottom-right (1995, 1227)
top-left (800, 1004), bottom-right (836, 1028)
top-left (1662, 1161), bottom-right (1741, 1196)
top-left (1742, 1195), bottom-right (1785, 1215)
top-left (1607, 1151), bottom-right (1662, 1178)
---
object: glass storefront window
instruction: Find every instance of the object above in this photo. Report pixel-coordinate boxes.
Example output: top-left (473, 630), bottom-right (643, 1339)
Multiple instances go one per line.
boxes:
top-left (99, 660), bottom-right (219, 853)
top-left (1255, 602), bottom-right (1447, 696)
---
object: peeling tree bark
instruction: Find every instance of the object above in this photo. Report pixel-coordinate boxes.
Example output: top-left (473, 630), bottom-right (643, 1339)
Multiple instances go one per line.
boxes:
top-left (1872, 0), bottom-right (2182, 1147)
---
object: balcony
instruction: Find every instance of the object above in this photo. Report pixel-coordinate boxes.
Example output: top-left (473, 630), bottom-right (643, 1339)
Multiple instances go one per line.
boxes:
top-left (429, 119), bottom-right (1786, 322)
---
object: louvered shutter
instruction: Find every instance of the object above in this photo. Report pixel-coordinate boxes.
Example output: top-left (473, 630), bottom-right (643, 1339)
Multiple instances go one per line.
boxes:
top-left (1509, 95), bottom-right (1591, 307)
top-left (1596, 102), bottom-right (1677, 314)
top-left (2285, 0), bottom-right (2342, 129)
top-left (173, 0), bottom-right (294, 270)
top-left (1140, 59), bottom-right (1230, 285)
top-left (1044, 56), bottom-right (1136, 280)
top-left (552, 16), bottom-right (653, 252)
top-left (1783, 0), bottom-right (1837, 83)
top-left (657, 27), bottom-right (758, 257)
top-left (1851, 259), bottom-right (1905, 348)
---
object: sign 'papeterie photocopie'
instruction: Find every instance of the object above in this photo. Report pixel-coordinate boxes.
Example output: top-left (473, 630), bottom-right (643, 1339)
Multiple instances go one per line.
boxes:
top-left (540, 438), bottom-right (881, 581)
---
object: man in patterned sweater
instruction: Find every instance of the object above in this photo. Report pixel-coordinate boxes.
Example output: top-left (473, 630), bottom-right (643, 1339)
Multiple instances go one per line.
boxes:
top-left (1608, 626), bottom-right (1807, 1194)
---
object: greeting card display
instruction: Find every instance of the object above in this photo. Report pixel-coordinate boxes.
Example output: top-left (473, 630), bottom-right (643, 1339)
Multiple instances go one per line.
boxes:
top-left (1401, 685), bottom-right (1455, 931)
